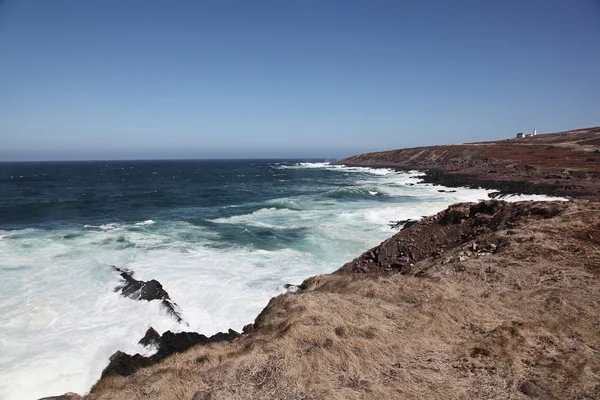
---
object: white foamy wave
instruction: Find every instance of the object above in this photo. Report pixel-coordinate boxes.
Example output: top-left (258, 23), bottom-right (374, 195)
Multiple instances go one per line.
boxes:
top-left (135, 220), bottom-right (156, 226)
top-left (84, 223), bottom-right (120, 231)
top-left (275, 162), bottom-right (399, 176)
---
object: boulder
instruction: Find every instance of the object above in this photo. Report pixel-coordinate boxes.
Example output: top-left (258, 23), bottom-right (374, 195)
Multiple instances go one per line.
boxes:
top-left (138, 327), bottom-right (162, 348)
top-left (113, 266), bottom-right (183, 323)
top-left (100, 351), bottom-right (155, 378)
top-left (243, 323), bottom-right (255, 334)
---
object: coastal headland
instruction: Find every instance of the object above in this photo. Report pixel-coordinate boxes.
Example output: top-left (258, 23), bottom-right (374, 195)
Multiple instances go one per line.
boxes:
top-left (50, 127), bottom-right (600, 400)
top-left (338, 126), bottom-right (600, 201)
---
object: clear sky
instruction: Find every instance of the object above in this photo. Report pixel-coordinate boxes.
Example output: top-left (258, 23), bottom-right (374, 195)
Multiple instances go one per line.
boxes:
top-left (1, 0), bottom-right (599, 161)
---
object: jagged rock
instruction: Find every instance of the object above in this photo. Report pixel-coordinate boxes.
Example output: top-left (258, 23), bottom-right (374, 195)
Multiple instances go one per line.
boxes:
top-left (113, 266), bottom-right (183, 323)
top-left (138, 327), bottom-right (162, 348)
top-left (389, 218), bottom-right (419, 230)
top-left (101, 328), bottom-right (241, 378)
top-left (439, 208), bottom-right (468, 226)
top-left (283, 283), bottom-right (300, 292)
top-left (401, 220), bottom-right (419, 231)
top-left (519, 380), bottom-right (551, 400)
top-left (469, 200), bottom-right (502, 217)
top-left (101, 351), bottom-right (155, 378)
top-left (37, 393), bottom-right (81, 400)
top-left (243, 323), bottom-right (255, 334)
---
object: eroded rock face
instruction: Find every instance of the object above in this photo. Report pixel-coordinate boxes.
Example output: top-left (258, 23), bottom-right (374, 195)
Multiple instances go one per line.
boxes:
top-left (138, 327), bottom-right (161, 348)
top-left (100, 351), bottom-right (155, 379)
top-left (337, 200), bottom-right (568, 275)
top-left (101, 328), bottom-right (241, 378)
top-left (113, 266), bottom-right (183, 323)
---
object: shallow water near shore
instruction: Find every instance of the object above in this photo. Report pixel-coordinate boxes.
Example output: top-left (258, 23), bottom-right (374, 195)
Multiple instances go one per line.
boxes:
top-left (0, 160), bottom-right (564, 399)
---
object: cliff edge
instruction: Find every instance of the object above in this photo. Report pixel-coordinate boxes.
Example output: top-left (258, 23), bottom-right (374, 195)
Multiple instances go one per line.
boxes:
top-left (85, 199), bottom-right (600, 400)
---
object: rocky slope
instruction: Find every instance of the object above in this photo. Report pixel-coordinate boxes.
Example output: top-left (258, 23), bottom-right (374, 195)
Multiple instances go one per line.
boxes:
top-left (81, 199), bottom-right (600, 400)
top-left (338, 127), bottom-right (600, 200)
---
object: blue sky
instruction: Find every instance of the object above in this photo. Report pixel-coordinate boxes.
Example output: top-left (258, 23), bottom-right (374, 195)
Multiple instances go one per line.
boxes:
top-left (1, 0), bottom-right (599, 161)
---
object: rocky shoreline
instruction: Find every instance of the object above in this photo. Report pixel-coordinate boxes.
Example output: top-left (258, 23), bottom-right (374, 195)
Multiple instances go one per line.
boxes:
top-left (75, 198), bottom-right (600, 400)
top-left (42, 128), bottom-right (600, 400)
top-left (337, 126), bottom-right (600, 201)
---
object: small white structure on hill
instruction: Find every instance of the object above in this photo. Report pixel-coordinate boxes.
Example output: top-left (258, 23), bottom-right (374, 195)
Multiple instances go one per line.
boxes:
top-left (533, 128), bottom-right (537, 136)
top-left (516, 132), bottom-right (524, 138)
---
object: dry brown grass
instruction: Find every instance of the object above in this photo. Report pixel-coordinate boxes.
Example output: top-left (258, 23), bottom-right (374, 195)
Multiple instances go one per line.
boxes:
top-left (87, 201), bottom-right (600, 400)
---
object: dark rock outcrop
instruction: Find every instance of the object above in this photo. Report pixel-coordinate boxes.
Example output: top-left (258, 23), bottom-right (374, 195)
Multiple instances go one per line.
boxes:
top-left (283, 283), bottom-right (301, 292)
top-left (100, 351), bottom-right (155, 379)
top-left (138, 327), bottom-right (162, 348)
top-left (389, 219), bottom-right (419, 230)
top-left (113, 266), bottom-right (183, 323)
top-left (101, 328), bottom-right (241, 378)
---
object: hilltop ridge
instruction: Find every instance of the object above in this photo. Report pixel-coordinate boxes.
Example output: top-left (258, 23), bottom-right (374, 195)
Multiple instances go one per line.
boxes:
top-left (338, 127), bottom-right (600, 200)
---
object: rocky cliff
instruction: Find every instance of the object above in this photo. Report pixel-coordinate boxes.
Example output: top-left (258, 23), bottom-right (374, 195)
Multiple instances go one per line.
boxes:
top-left (338, 126), bottom-right (600, 200)
top-left (82, 199), bottom-right (600, 400)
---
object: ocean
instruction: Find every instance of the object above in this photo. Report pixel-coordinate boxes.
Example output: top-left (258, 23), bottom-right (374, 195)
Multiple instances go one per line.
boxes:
top-left (0, 160), bottom-right (558, 399)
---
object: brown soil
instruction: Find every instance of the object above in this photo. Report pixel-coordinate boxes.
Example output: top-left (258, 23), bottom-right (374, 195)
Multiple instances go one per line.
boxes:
top-left (338, 127), bottom-right (600, 200)
top-left (85, 200), bottom-right (600, 400)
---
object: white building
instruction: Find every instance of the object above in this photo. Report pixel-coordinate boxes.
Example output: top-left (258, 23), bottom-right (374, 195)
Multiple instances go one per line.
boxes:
top-left (533, 128), bottom-right (537, 136)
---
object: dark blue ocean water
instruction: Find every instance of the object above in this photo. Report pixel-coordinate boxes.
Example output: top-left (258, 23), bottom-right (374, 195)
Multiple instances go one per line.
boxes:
top-left (0, 159), bottom-right (344, 230)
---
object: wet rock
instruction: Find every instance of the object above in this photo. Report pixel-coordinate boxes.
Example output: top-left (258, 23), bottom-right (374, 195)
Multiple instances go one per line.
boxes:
top-left (519, 380), bottom-right (551, 400)
top-left (101, 328), bottom-right (241, 378)
top-left (401, 220), bottom-right (419, 231)
top-left (113, 266), bottom-right (183, 323)
top-left (138, 327), bottom-right (162, 348)
top-left (283, 283), bottom-right (300, 292)
top-left (389, 219), bottom-right (418, 230)
top-left (101, 351), bottom-right (155, 378)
